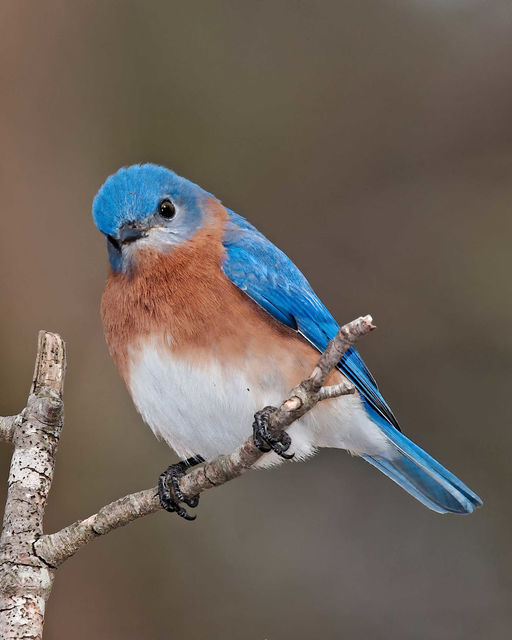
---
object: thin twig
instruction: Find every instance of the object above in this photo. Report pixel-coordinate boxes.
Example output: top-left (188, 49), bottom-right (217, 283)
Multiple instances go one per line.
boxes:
top-left (34, 315), bottom-right (375, 568)
top-left (318, 381), bottom-right (355, 401)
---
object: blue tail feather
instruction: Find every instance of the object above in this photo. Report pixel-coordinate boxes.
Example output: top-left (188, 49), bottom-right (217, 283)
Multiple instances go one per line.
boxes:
top-left (219, 208), bottom-right (481, 514)
top-left (363, 408), bottom-right (482, 514)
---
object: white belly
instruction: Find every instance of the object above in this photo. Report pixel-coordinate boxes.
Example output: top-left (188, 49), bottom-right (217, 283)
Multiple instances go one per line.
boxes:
top-left (128, 336), bottom-right (394, 466)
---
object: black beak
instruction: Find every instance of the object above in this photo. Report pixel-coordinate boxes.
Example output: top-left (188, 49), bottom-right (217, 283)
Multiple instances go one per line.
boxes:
top-left (119, 225), bottom-right (145, 244)
top-left (106, 234), bottom-right (121, 254)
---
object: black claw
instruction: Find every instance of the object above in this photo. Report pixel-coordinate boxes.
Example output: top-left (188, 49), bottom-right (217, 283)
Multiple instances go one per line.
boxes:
top-left (252, 406), bottom-right (295, 460)
top-left (158, 455), bottom-right (204, 520)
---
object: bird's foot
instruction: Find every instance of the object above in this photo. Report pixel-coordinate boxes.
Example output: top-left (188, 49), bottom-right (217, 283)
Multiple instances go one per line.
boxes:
top-left (252, 406), bottom-right (294, 459)
top-left (158, 455), bottom-right (205, 520)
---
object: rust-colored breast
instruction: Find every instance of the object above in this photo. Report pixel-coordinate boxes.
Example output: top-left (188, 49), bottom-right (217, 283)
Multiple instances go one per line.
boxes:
top-left (101, 199), bottom-right (337, 388)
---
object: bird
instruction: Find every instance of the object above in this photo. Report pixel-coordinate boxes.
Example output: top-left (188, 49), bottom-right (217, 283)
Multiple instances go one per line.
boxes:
top-left (92, 163), bottom-right (482, 519)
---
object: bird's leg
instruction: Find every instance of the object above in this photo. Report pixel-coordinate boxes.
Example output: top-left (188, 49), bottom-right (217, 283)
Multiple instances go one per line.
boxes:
top-left (158, 455), bottom-right (205, 520)
top-left (252, 406), bottom-right (294, 459)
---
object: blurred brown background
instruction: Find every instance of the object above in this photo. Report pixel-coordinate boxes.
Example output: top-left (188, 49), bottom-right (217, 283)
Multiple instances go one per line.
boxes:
top-left (0, 1), bottom-right (510, 638)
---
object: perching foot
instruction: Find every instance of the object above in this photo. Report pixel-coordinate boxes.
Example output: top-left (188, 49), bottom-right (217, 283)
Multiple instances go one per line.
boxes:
top-left (252, 406), bottom-right (294, 459)
top-left (158, 455), bottom-right (205, 520)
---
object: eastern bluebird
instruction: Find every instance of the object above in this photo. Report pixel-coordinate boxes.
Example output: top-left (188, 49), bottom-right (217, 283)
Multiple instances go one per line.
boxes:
top-left (92, 164), bottom-right (482, 519)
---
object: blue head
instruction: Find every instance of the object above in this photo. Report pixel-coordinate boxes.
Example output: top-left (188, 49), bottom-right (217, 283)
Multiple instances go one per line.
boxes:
top-left (92, 164), bottom-right (213, 272)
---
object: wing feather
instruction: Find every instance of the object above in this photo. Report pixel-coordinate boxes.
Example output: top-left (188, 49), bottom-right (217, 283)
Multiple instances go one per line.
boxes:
top-left (222, 211), bottom-right (400, 430)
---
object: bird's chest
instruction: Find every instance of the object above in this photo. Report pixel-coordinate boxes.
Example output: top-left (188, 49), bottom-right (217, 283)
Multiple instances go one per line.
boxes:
top-left (126, 334), bottom-right (291, 460)
top-left (101, 245), bottom-right (317, 459)
top-left (101, 239), bottom-right (244, 381)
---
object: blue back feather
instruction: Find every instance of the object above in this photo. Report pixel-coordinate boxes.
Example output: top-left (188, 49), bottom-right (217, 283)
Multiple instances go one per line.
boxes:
top-left (222, 209), bottom-right (399, 429)
top-left (222, 209), bottom-right (482, 514)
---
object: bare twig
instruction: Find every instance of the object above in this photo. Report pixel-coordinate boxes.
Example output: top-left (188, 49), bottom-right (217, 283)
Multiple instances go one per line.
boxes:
top-left (0, 315), bottom-right (374, 638)
top-left (33, 315), bottom-right (374, 568)
top-left (318, 381), bottom-right (355, 401)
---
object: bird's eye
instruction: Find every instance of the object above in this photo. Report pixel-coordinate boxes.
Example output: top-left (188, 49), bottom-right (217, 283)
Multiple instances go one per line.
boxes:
top-left (158, 199), bottom-right (176, 219)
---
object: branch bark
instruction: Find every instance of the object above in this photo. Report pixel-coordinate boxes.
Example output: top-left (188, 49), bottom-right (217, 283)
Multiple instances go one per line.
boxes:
top-left (33, 315), bottom-right (374, 567)
top-left (0, 315), bottom-right (374, 637)
top-left (0, 331), bottom-right (65, 640)
top-left (0, 416), bottom-right (17, 443)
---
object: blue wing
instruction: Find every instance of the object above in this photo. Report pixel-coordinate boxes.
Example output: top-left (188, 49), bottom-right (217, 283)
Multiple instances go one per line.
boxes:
top-left (222, 210), bottom-right (400, 430)
top-left (221, 210), bottom-right (483, 514)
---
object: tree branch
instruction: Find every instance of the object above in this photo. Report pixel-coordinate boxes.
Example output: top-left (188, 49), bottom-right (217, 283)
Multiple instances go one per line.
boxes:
top-left (0, 416), bottom-right (18, 443)
top-left (34, 315), bottom-right (374, 568)
top-left (0, 315), bottom-right (374, 639)
top-left (0, 331), bottom-right (66, 640)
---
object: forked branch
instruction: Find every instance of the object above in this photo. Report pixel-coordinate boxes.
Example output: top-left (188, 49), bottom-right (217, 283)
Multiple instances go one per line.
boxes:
top-left (33, 315), bottom-right (374, 567)
top-left (0, 315), bottom-right (375, 639)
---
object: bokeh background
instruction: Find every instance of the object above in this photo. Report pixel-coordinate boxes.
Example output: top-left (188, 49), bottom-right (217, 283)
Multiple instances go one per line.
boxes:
top-left (0, 1), bottom-right (510, 638)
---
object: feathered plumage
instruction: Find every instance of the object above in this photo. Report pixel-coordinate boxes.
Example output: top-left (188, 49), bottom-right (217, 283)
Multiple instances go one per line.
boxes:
top-left (93, 164), bottom-right (482, 514)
